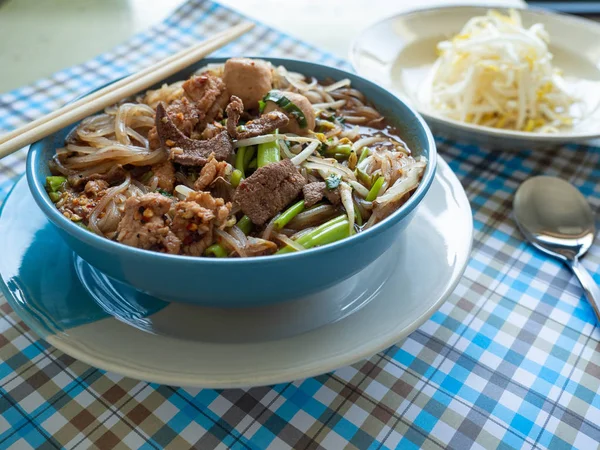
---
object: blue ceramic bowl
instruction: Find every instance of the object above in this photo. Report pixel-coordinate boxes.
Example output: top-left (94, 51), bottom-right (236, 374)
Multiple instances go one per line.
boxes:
top-left (27, 57), bottom-right (437, 307)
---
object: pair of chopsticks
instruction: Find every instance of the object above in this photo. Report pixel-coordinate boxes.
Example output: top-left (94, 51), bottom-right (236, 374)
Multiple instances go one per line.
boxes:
top-left (0, 21), bottom-right (255, 160)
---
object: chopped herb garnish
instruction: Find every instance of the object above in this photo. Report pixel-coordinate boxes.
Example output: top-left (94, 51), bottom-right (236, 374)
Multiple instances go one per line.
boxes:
top-left (157, 188), bottom-right (173, 197)
top-left (321, 113), bottom-right (346, 125)
top-left (261, 91), bottom-right (308, 128)
top-left (318, 142), bottom-right (329, 155)
top-left (325, 173), bottom-right (342, 190)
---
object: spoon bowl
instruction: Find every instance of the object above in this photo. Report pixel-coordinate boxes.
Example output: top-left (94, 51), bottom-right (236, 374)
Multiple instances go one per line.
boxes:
top-left (514, 176), bottom-right (595, 260)
top-left (514, 176), bottom-right (600, 321)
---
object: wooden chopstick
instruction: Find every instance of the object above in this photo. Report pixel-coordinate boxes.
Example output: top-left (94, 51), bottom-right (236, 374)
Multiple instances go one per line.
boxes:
top-left (0, 21), bottom-right (254, 160)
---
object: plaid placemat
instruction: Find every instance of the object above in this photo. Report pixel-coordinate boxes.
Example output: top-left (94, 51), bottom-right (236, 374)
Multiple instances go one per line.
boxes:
top-left (1, 1), bottom-right (600, 449)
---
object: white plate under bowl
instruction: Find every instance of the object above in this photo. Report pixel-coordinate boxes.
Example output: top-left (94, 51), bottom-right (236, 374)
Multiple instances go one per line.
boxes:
top-left (350, 5), bottom-right (600, 150)
top-left (0, 158), bottom-right (472, 388)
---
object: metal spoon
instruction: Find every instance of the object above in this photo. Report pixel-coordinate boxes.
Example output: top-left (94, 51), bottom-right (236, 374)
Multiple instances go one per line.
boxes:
top-left (514, 176), bottom-right (600, 321)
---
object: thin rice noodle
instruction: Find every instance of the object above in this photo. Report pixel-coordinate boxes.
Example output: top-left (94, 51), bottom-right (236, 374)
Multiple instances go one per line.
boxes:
top-left (88, 173), bottom-right (131, 236)
top-left (275, 233), bottom-right (306, 252)
top-left (215, 228), bottom-right (247, 257)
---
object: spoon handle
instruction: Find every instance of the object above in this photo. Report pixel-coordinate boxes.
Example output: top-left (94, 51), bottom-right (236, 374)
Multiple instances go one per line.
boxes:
top-left (569, 259), bottom-right (600, 322)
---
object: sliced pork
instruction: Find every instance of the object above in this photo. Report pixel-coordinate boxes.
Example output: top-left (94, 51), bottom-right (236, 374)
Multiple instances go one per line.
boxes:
top-left (193, 155), bottom-right (232, 191)
top-left (225, 95), bottom-right (289, 139)
top-left (234, 159), bottom-right (306, 225)
top-left (149, 160), bottom-right (176, 192)
top-left (171, 191), bottom-right (232, 256)
top-left (155, 103), bottom-right (234, 166)
top-left (116, 193), bottom-right (181, 254)
top-left (302, 182), bottom-right (341, 207)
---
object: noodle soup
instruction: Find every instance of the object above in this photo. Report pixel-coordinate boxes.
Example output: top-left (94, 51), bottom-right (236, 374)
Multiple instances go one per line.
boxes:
top-left (46, 58), bottom-right (427, 258)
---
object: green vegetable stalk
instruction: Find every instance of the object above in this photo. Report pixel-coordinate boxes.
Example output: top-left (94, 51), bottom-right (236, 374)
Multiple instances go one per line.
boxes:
top-left (299, 218), bottom-right (349, 249)
top-left (235, 146), bottom-right (256, 178)
top-left (235, 146), bottom-right (248, 178)
top-left (276, 215), bottom-right (349, 254)
top-left (325, 144), bottom-right (352, 157)
top-left (237, 215), bottom-right (253, 235)
top-left (353, 204), bottom-right (363, 227)
top-left (257, 137), bottom-right (281, 168)
top-left (366, 176), bottom-right (384, 202)
top-left (204, 244), bottom-right (228, 258)
top-left (231, 169), bottom-right (243, 188)
top-left (243, 146), bottom-right (256, 168)
top-left (356, 168), bottom-right (372, 189)
top-left (46, 176), bottom-right (66, 192)
top-left (274, 200), bottom-right (305, 230)
top-left (357, 148), bottom-right (370, 165)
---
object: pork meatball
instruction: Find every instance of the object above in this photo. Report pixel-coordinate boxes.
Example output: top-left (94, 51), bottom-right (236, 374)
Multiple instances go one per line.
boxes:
top-left (223, 58), bottom-right (272, 110)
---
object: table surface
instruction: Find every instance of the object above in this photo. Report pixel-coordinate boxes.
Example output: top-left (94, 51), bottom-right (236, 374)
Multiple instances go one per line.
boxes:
top-left (2, 1), bottom-right (600, 449)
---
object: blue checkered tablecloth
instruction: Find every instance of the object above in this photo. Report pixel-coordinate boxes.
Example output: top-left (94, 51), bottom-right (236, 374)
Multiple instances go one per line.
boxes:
top-left (1, 1), bottom-right (600, 448)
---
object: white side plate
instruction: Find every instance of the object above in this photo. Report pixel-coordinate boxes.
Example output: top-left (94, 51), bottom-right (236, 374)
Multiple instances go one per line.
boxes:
top-left (350, 5), bottom-right (600, 149)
